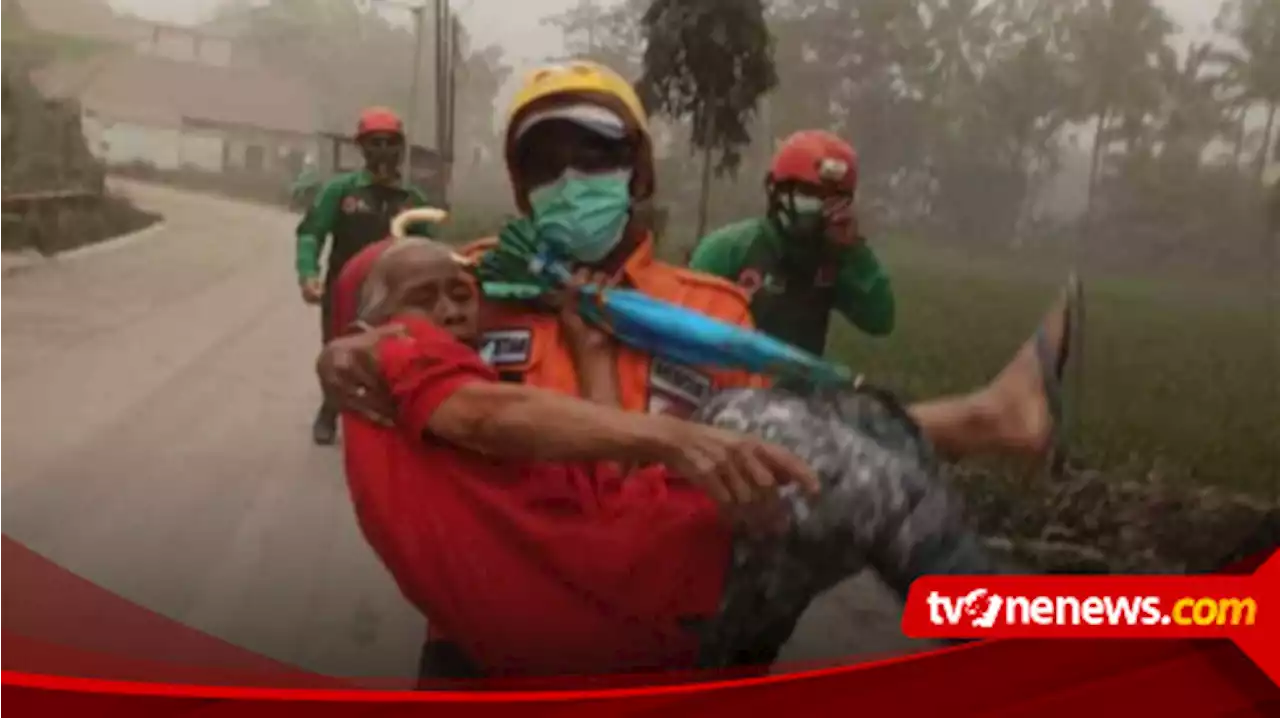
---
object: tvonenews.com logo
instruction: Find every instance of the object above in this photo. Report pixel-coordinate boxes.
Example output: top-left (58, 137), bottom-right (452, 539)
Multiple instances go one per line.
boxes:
top-left (926, 589), bottom-right (1258, 629)
top-left (900, 564), bottom-right (1275, 677)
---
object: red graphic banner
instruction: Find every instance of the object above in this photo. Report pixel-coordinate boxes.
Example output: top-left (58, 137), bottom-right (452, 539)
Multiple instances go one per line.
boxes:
top-left (3, 537), bottom-right (1278, 715)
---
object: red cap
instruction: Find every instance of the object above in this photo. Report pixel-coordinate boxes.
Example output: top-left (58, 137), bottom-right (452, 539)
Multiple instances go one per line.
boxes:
top-left (356, 107), bottom-right (404, 139)
top-left (769, 130), bottom-right (858, 194)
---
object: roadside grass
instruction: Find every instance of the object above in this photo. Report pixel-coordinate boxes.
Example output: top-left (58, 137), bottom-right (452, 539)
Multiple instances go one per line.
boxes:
top-left (829, 237), bottom-right (1279, 495)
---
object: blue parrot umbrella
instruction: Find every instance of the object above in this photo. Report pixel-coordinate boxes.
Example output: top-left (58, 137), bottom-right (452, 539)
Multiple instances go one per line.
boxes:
top-left (473, 218), bottom-right (857, 387)
top-left (481, 253), bottom-right (855, 388)
top-left (580, 285), bottom-right (854, 387)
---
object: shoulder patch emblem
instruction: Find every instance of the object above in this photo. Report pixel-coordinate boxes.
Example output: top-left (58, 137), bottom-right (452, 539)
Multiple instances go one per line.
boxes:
top-left (478, 329), bottom-right (532, 366)
top-left (647, 358), bottom-right (713, 418)
top-left (762, 273), bottom-right (787, 294)
top-left (737, 268), bottom-right (764, 298)
top-left (341, 195), bottom-right (363, 214)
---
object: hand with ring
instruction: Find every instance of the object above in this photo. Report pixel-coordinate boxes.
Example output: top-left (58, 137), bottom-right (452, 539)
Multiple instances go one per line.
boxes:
top-left (316, 324), bottom-right (405, 426)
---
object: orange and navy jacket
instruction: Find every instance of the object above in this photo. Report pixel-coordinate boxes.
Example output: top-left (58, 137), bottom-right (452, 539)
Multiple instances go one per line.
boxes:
top-left (461, 235), bottom-right (769, 418)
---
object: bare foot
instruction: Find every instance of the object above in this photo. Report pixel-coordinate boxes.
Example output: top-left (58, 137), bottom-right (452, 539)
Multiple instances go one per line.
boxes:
top-left (986, 281), bottom-right (1077, 456)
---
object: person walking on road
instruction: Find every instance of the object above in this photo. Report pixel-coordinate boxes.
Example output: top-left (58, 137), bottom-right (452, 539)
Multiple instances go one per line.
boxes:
top-left (295, 106), bottom-right (437, 445)
top-left (689, 130), bottom-right (894, 355)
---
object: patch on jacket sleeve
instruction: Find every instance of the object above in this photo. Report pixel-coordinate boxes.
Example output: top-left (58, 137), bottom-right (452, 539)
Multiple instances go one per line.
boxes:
top-left (647, 358), bottom-right (713, 418)
top-left (478, 329), bottom-right (532, 366)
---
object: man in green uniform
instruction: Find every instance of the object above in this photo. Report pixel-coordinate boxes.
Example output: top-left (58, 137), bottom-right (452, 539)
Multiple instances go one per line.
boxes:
top-left (295, 106), bottom-right (436, 445)
top-left (689, 130), bottom-right (893, 355)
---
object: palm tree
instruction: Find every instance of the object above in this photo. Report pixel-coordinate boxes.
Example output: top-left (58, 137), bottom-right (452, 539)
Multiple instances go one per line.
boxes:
top-left (1215, 0), bottom-right (1280, 183)
top-left (1063, 0), bottom-right (1175, 222)
top-left (541, 0), bottom-right (648, 78)
top-left (1153, 42), bottom-right (1233, 168)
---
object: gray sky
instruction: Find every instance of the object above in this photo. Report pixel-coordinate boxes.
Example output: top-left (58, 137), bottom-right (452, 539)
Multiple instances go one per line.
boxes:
top-left (111, 0), bottom-right (1225, 69)
top-left (111, 0), bottom-right (580, 68)
top-left (107, 0), bottom-right (1234, 130)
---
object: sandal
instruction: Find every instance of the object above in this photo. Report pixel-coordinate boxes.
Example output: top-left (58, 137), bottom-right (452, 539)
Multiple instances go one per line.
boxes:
top-left (1034, 273), bottom-right (1084, 477)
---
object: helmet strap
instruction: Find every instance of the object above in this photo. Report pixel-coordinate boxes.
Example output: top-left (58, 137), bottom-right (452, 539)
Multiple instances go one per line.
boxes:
top-left (766, 181), bottom-right (830, 270)
top-left (766, 183), bottom-right (811, 236)
top-left (764, 178), bottom-right (793, 229)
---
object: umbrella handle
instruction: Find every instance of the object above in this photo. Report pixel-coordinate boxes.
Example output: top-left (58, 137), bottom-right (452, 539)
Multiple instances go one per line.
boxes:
top-left (390, 207), bottom-right (448, 237)
top-left (529, 245), bottom-right (574, 285)
top-left (390, 207), bottom-right (476, 268)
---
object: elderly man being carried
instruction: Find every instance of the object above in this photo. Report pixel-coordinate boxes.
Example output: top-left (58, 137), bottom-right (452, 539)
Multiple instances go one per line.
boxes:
top-left (334, 236), bottom-right (1053, 679)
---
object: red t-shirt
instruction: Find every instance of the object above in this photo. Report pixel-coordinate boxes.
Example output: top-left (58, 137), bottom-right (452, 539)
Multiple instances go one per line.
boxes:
top-left (328, 239), bottom-right (461, 649)
top-left (341, 317), bottom-right (732, 676)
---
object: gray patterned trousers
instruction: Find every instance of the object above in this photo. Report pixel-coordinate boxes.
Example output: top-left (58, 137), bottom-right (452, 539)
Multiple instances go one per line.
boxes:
top-left (690, 385), bottom-right (1008, 669)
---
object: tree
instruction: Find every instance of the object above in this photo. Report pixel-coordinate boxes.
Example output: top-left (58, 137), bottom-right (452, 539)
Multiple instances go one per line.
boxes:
top-left (1061, 0), bottom-right (1174, 224)
top-left (1083, 33), bottom-right (1268, 275)
top-left (542, 0), bottom-right (647, 80)
top-left (763, 0), bottom-right (1085, 245)
top-left (537, 0), bottom-right (1266, 274)
top-left (929, 0), bottom-right (1082, 245)
top-left (915, 0), bottom-right (1081, 245)
top-left (638, 0), bottom-right (778, 238)
top-left (1151, 42), bottom-right (1232, 168)
top-left (451, 31), bottom-right (510, 167)
top-left (1215, 0), bottom-right (1280, 183)
top-left (543, 0), bottom-right (701, 215)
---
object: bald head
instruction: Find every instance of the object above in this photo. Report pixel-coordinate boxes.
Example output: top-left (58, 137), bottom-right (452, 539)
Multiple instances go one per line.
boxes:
top-left (358, 238), bottom-right (480, 342)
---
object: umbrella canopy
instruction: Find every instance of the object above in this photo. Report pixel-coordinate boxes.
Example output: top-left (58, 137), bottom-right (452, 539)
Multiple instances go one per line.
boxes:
top-left (577, 285), bottom-right (852, 387)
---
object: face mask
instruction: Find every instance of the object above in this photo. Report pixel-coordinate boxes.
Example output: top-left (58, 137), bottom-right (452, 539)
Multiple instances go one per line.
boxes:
top-left (363, 145), bottom-right (403, 182)
top-left (775, 194), bottom-right (827, 265)
top-left (782, 196), bottom-right (825, 234)
top-left (528, 168), bottom-right (633, 264)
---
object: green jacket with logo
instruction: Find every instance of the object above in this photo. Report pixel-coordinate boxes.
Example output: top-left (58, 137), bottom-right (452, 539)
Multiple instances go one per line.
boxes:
top-left (688, 217), bottom-right (894, 355)
top-left (295, 170), bottom-right (435, 283)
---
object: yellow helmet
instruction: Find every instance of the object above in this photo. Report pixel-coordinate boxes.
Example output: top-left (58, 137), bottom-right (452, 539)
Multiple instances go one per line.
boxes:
top-left (504, 60), bottom-right (655, 212)
top-left (507, 61), bottom-right (649, 137)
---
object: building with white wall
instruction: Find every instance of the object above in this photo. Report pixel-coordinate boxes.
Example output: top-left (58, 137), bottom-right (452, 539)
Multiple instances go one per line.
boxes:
top-left (35, 48), bottom-right (319, 177)
top-left (21, 0), bottom-right (319, 180)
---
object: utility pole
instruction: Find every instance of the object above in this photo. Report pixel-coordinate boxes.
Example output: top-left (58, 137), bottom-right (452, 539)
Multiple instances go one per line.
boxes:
top-left (358, 0), bottom-right (428, 184)
top-left (430, 0), bottom-right (460, 201)
top-left (447, 15), bottom-right (460, 166)
top-left (404, 3), bottom-right (425, 183)
top-left (363, 0), bottom-right (456, 196)
top-left (435, 0), bottom-right (448, 157)
top-left (584, 0), bottom-right (596, 55)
